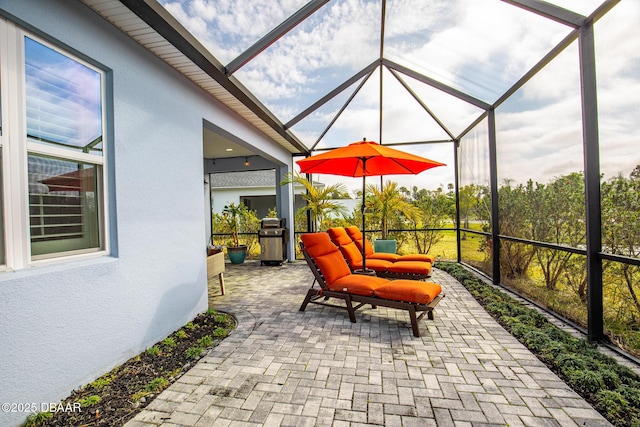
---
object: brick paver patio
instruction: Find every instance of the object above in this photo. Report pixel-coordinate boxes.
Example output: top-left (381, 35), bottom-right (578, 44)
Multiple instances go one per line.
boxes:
top-left (125, 260), bottom-right (611, 427)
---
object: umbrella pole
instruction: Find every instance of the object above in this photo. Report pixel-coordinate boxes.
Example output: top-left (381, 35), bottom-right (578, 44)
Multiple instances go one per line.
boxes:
top-left (361, 158), bottom-right (367, 273)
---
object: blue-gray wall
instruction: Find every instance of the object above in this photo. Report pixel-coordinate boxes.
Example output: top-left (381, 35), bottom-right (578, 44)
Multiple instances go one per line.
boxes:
top-left (0, 1), bottom-right (293, 425)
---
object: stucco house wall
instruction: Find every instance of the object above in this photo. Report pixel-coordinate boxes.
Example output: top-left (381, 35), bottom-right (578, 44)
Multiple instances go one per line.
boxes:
top-left (0, 1), bottom-right (292, 426)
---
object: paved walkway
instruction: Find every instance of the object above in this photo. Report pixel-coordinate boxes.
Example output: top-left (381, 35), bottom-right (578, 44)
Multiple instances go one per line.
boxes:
top-left (125, 261), bottom-right (611, 427)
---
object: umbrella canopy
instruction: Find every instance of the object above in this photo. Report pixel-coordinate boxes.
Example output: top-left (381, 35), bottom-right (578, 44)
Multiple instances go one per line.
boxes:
top-left (296, 139), bottom-right (445, 177)
top-left (296, 139), bottom-right (445, 272)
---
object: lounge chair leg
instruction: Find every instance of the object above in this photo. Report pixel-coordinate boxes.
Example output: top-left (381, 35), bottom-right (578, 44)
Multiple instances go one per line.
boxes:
top-left (345, 295), bottom-right (357, 323)
top-left (428, 309), bottom-right (434, 320)
top-left (299, 289), bottom-right (315, 312)
top-left (408, 306), bottom-right (420, 337)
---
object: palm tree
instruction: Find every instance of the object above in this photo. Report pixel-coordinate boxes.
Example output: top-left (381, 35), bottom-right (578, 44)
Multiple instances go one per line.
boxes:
top-left (366, 180), bottom-right (420, 239)
top-left (280, 172), bottom-right (349, 231)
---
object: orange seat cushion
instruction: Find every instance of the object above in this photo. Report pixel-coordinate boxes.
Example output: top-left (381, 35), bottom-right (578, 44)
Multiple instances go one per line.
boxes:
top-left (385, 261), bottom-right (432, 275)
top-left (329, 275), bottom-right (388, 296)
top-left (368, 252), bottom-right (400, 262)
top-left (374, 280), bottom-right (442, 304)
top-left (398, 254), bottom-right (436, 264)
top-left (350, 258), bottom-right (393, 272)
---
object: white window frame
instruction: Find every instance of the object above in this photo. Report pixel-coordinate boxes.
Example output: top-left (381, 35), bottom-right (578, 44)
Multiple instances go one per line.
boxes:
top-left (0, 19), bottom-right (110, 271)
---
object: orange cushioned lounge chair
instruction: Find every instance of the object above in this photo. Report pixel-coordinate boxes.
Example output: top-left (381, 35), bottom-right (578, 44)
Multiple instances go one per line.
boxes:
top-left (299, 232), bottom-right (444, 337)
top-left (327, 227), bottom-right (432, 280)
top-left (345, 226), bottom-right (436, 264)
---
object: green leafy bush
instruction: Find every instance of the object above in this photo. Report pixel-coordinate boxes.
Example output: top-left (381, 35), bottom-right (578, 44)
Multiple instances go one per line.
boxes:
top-left (145, 345), bottom-right (161, 356)
top-left (185, 346), bottom-right (203, 359)
top-left (145, 377), bottom-right (169, 393)
top-left (25, 412), bottom-right (52, 427)
top-left (78, 395), bottom-right (101, 407)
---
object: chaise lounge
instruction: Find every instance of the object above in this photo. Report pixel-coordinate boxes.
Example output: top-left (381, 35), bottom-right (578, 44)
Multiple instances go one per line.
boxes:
top-left (327, 227), bottom-right (432, 280)
top-left (299, 232), bottom-right (444, 337)
top-left (344, 226), bottom-right (436, 264)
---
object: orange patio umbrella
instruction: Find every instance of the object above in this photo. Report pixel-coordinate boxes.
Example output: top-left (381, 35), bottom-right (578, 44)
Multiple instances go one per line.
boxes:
top-left (296, 138), bottom-right (445, 272)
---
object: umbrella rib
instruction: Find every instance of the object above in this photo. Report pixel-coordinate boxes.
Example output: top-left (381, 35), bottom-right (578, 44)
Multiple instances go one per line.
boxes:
top-left (388, 157), bottom-right (418, 174)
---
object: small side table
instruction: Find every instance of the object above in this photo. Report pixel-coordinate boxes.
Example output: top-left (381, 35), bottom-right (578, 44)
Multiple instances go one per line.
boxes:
top-left (207, 251), bottom-right (225, 295)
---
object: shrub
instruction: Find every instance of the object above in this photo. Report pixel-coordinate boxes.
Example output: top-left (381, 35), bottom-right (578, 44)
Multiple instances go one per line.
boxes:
top-left (198, 335), bottom-right (213, 347)
top-left (213, 327), bottom-right (229, 338)
top-left (185, 346), bottom-right (203, 359)
top-left (161, 337), bottom-right (177, 348)
top-left (601, 369), bottom-right (622, 389)
top-left (569, 370), bottom-right (605, 395)
top-left (594, 390), bottom-right (628, 421)
top-left (78, 395), bottom-right (101, 407)
top-left (522, 330), bottom-right (553, 352)
top-left (145, 377), bottom-right (169, 393)
top-left (145, 345), bottom-right (161, 356)
top-left (25, 412), bottom-right (52, 427)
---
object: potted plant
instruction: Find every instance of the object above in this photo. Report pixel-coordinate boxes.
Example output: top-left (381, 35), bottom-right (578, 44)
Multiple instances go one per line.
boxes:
top-left (222, 202), bottom-right (249, 264)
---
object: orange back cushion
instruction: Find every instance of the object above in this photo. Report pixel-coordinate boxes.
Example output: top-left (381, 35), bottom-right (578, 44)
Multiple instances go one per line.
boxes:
top-left (327, 227), bottom-right (351, 245)
top-left (345, 226), bottom-right (374, 256)
top-left (339, 241), bottom-right (364, 266)
top-left (300, 233), bottom-right (351, 284)
top-left (328, 227), bottom-right (364, 266)
top-left (327, 227), bottom-right (362, 268)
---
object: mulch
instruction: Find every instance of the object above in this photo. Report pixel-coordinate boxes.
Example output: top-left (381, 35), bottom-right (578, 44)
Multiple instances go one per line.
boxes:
top-left (31, 310), bottom-right (235, 427)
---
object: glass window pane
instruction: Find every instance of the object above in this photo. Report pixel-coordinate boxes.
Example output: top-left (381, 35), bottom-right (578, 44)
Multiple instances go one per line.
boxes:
top-left (233, 0), bottom-right (381, 125)
top-left (28, 154), bottom-right (101, 257)
top-left (596, 1), bottom-right (640, 263)
top-left (160, 0), bottom-right (309, 66)
top-left (603, 261), bottom-right (640, 357)
top-left (501, 242), bottom-right (588, 329)
top-left (459, 119), bottom-right (491, 275)
top-left (24, 37), bottom-right (103, 155)
top-left (385, 0), bottom-right (571, 103)
top-left (495, 41), bottom-right (585, 248)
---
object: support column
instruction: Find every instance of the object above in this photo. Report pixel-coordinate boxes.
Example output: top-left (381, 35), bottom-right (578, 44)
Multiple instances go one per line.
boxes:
top-left (488, 109), bottom-right (501, 286)
top-left (579, 22), bottom-right (604, 341)
top-left (276, 165), bottom-right (295, 262)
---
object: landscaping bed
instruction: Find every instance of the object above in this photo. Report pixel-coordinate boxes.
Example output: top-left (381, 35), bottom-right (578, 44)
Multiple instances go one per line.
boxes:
top-left (438, 262), bottom-right (640, 427)
top-left (25, 309), bottom-right (235, 427)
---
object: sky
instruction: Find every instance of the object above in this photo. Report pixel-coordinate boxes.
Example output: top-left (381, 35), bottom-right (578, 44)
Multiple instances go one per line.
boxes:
top-left (160, 0), bottom-right (639, 193)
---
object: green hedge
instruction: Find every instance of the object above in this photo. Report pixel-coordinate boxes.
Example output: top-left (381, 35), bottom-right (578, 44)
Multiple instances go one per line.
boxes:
top-left (437, 262), bottom-right (640, 427)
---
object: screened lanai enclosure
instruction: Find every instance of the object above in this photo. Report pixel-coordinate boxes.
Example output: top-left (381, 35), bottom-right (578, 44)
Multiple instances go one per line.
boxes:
top-left (151, 0), bottom-right (639, 356)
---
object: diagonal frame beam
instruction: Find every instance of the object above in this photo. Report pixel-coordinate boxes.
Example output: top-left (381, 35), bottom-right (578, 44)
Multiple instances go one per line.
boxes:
top-left (284, 60), bottom-right (380, 129)
top-left (500, 0), bottom-right (585, 28)
top-left (383, 58), bottom-right (492, 110)
top-left (225, 0), bottom-right (330, 75)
